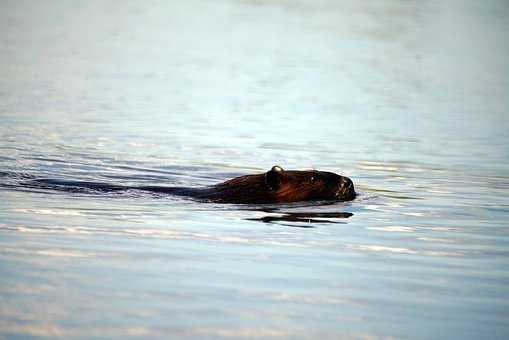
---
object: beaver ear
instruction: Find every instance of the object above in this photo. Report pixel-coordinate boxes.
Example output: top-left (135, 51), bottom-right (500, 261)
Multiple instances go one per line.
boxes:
top-left (265, 166), bottom-right (283, 191)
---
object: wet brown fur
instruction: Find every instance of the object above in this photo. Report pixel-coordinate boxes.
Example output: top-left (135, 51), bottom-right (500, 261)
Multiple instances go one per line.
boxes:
top-left (199, 166), bottom-right (356, 204)
top-left (22, 166), bottom-right (356, 204)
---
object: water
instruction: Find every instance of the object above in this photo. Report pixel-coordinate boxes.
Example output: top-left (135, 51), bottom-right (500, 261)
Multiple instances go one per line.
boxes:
top-left (1, 0), bottom-right (508, 339)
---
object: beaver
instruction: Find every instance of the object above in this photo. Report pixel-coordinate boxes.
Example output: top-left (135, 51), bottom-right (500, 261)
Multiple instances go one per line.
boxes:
top-left (25, 166), bottom-right (356, 204)
top-left (138, 165), bottom-right (356, 204)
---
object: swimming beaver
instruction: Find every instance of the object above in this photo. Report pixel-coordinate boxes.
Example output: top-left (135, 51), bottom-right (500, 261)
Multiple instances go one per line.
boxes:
top-left (142, 165), bottom-right (356, 204)
top-left (27, 166), bottom-right (356, 204)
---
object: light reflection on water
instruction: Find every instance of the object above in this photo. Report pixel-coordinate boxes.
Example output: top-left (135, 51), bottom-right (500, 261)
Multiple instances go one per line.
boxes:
top-left (1, 0), bottom-right (509, 339)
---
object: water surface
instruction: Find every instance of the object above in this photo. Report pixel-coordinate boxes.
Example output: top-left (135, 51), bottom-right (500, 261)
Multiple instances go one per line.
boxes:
top-left (1, 0), bottom-right (508, 339)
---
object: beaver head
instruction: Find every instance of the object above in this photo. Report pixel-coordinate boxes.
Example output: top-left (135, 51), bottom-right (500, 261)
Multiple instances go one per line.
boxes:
top-left (264, 165), bottom-right (356, 202)
top-left (211, 165), bottom-right (356, 204)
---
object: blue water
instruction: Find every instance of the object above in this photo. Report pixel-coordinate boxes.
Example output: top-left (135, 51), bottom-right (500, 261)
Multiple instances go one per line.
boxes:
top-left (1, 0), bottom-right (508, 339)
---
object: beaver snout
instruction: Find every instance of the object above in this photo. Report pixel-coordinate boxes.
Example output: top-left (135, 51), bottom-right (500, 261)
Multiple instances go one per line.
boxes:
top-left (337, 176), bottom-right (356, 200)
top-left (341, 176), bottom-right (353, 188)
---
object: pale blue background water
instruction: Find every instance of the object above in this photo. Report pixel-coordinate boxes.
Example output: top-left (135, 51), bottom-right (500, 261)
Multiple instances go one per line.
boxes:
top-left (1, 0), bottom-right (508, 339)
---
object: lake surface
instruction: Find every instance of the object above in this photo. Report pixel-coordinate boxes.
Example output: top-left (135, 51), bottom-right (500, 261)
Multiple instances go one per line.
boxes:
top-left (1, 0), bottom-right (508, 339)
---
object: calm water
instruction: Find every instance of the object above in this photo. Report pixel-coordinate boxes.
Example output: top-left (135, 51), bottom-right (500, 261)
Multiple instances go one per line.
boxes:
top-left (1, 0), bottom-right (509, 339)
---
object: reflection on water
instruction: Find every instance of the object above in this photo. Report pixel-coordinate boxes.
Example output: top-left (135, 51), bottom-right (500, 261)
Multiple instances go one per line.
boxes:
top-left (1, 0), bottom-right (509, 339)
top-left (248, 211), bottom-right (353, 227)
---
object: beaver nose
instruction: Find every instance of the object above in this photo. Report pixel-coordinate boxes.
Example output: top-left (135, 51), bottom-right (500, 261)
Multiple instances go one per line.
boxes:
top-left (341, 176), bottom-right (356, 198)
top-left (341, 177), bottom-right (353, 188)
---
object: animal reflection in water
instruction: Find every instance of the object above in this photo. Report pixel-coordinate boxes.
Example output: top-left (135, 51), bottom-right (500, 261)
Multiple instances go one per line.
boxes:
top-left (247, 211), bottom-right (353, 228)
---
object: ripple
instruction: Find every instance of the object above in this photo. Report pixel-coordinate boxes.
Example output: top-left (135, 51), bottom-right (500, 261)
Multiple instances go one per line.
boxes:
top-left (347, 244), bottom-right (418, 255)
top-left (12, 208), bottom-right (83, 216)
top-left (367, 225), bottom-right (416, 232)
top-left (0, 224), bottom-right (307, 248)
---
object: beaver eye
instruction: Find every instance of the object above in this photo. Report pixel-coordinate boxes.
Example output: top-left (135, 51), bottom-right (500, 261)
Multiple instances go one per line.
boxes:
top-left (310, 176), bottom-right (317, 182)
